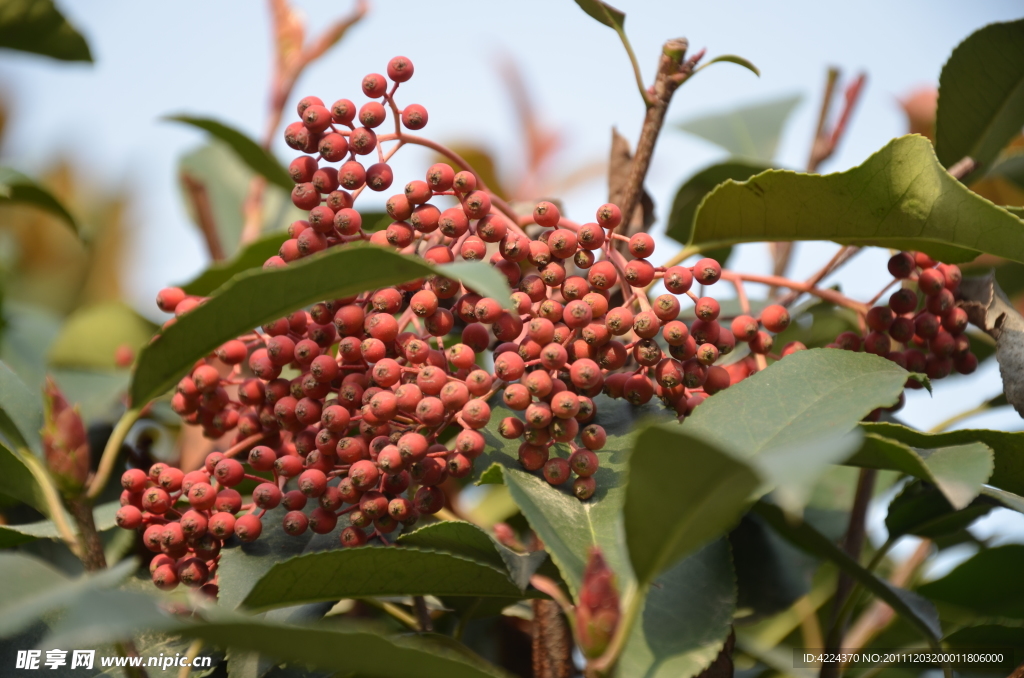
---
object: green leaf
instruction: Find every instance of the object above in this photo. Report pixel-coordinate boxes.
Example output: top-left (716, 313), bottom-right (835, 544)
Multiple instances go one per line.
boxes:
top-left (168, 115), bottom-right (292, 189)
top-left (0, 501), bottom-right (119, 548)
top-left (0, 359), bottom-right (42, 453)
top-left (398, 521), bottom-right (547, 592)
top-left (917, 544), bottom-right (1024, 618)
top-left (980, 484), bottom-right (1024, 514)
top-left (178, 142), bottom-right (304, 259)
top-left (676, 95), bottom-right (800, 163)
top-left (624, 424), bottom-right (760, 585)
top-left (478, 396), bottom-right (669, 597)
top-left (990, 149), bottom-right (1024, 190)
top-left (861, 422), bottom-right (1024, 496)
top-left (618, 540), bottom-right (737, 678)
top-left (690, 135), bottom-right (1024, 264)
top-left (935, 19), bottom-right (1024, 173)
top-left (0, 440), bottom-right (46, 513)
top-left (0, 167), bottom-right (78, 233)
top-left (0, 301), bottom-right (62, 394)
top-left (130, 243), bottom-right (510, 406)
top-left (729, 513), bottom-right (818, 621)
top-left (684, 349), bottom-right (911, 460)
top-left (0, 0), bottom-right (91, 62)
top-left (217, 505), bottom-right (317, 610)
top-left (846, 434), bottom-right (993, 510)
top-left (47, 301), bottom-right (157, 370)
top-left (754, 431), bottom-right (865, 517)
top-left (666, 161), bottom-right (772, 245)
top-left (0, 555), bottom-right (135, 637)
top-left (700, 55), bottom-right (761, 78)
top-left (572, 0), bottom-right (625, 30)
top-left (943, 621), bottom-right (1024, 654)
top-left (180, 231), bottom-right (289, 296)
top-left (753, 501), bottom-right (942, 643)
top-left (241, 547), bottom-right (527, 612)
top-left (885, 481), bottom-right (994, 540)
top-left (178, 614), bottom-right (514, 678)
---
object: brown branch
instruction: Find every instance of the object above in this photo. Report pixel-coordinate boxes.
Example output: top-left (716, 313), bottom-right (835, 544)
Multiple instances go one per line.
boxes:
top-left (613, 39), bottom-right (701, 233)
top-left (532, 599), bottom-right (572, 678)
top-left (412, 595), bottom-right (433, 632)
top-left (948, 156), bottom-right (977, 181)
top-left (66, 497), bottom-right (106, 572)
top-left (820, 468), bottom-right (877, 678)
top-left (180, 172), bottom-right (225, 262)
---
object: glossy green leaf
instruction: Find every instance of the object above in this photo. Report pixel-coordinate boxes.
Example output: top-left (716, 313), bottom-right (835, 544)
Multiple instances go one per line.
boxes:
top-left (861, 422), bottom-right (1024, 496)
top-left (677, 94), bottom-right (799, 163)
top-left (729, 513), bottom-right (818, 621)
top-left (0, 168), bottom-right (77, 233)
top-left (130, 243), bottom-right (509, 406)
top-left (700, 55), bottom-right (760, 78)
top-left (753, 501), bottom-right (942, 642)
top-left (917, 545), bottom-right (1024, 618)
top-left (0, 0), bottom-right (91, 62)
top-left (47, 301), bottom-right (157, 370)
top-left (754, 431), bottom-right (865, 517)
top-left (847, 434), bottom-right (993, 510)
top-left (398, 521), bottom-right (547, 591)
top-left (617, 540), bottom-right (737, 678)
top-left (684, 349), bottom-right (911, 460)
top-left (0, 441), bottom-right (46, 513)
top-left (624, 424), bottom-right (760, 584)
top-left (0, 555), bottom-right (135, 637)
top-left (478, 396), bottom-right (669, 597)
top-left (572, 0), bottom-right (625, 30)
top-left (241, 547), bottom-right (526, 612)
top-left (0, 359), bottom-right (42, 453)
top-left (935, 19), bottom-right (1024, 173)
top-left (980, 484), bottom-right (1024, 514)
top-left (0, 500), bottom-right (118, 548)
top-left (885, 481), bottom-right (994, 540)
top-left (178, 614), bottom-right (513, 678)
top-left (169, 115), bottom-right (291, 189)
top-left (666, 161), bottom-right (772, 245)
top-left (180, 231), bottom-right (289, 296)
top-left (217, 506), bottom-right (318, 610)
top-left (990, 149), bottom-right (1024, 190)
top-left (690, 135), bottom-right (1024, 264)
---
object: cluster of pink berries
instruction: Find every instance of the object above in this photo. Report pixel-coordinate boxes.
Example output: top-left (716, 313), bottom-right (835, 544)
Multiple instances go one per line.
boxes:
top-left (117, 59), bottom-right (977, 592)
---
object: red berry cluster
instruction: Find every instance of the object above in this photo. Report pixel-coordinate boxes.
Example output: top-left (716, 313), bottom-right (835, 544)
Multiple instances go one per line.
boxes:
top-left (122, 59), bottom-right (971, 592)
top-left (825, 251), bottom-right (976, 382)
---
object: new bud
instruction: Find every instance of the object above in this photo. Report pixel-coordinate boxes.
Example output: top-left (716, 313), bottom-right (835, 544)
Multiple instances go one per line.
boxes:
top-left (575, 547), bottom-right (620, 658)
top-left (41, 378), bottom-right (90, 496)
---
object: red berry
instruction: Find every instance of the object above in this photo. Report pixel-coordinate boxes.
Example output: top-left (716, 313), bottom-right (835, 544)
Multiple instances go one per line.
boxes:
top-left (402, 104), bottom-right (428, 130)
top-left (387, 56), bottom-right (414, 82)
top-left (362, 73), bottom-right (388, 98)
top-left (760, 304), bottom-right (791, 333)
top-left (234, 514), bottom-right (263, 542)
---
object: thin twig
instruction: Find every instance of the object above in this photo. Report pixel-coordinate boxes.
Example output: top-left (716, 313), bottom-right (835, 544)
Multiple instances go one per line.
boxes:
top-left (87, 407), bottom-right (142, 500)
top-left (820, 468), bottom-right (877, 678)
top-left (180, 173), bottom-right (225, 262)
top-left (778, 246), bottom-right (860, 307)
top-left (613, 39), bottom-right (701, 233)
top-left (412, 595), bottom-right (433, 632)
